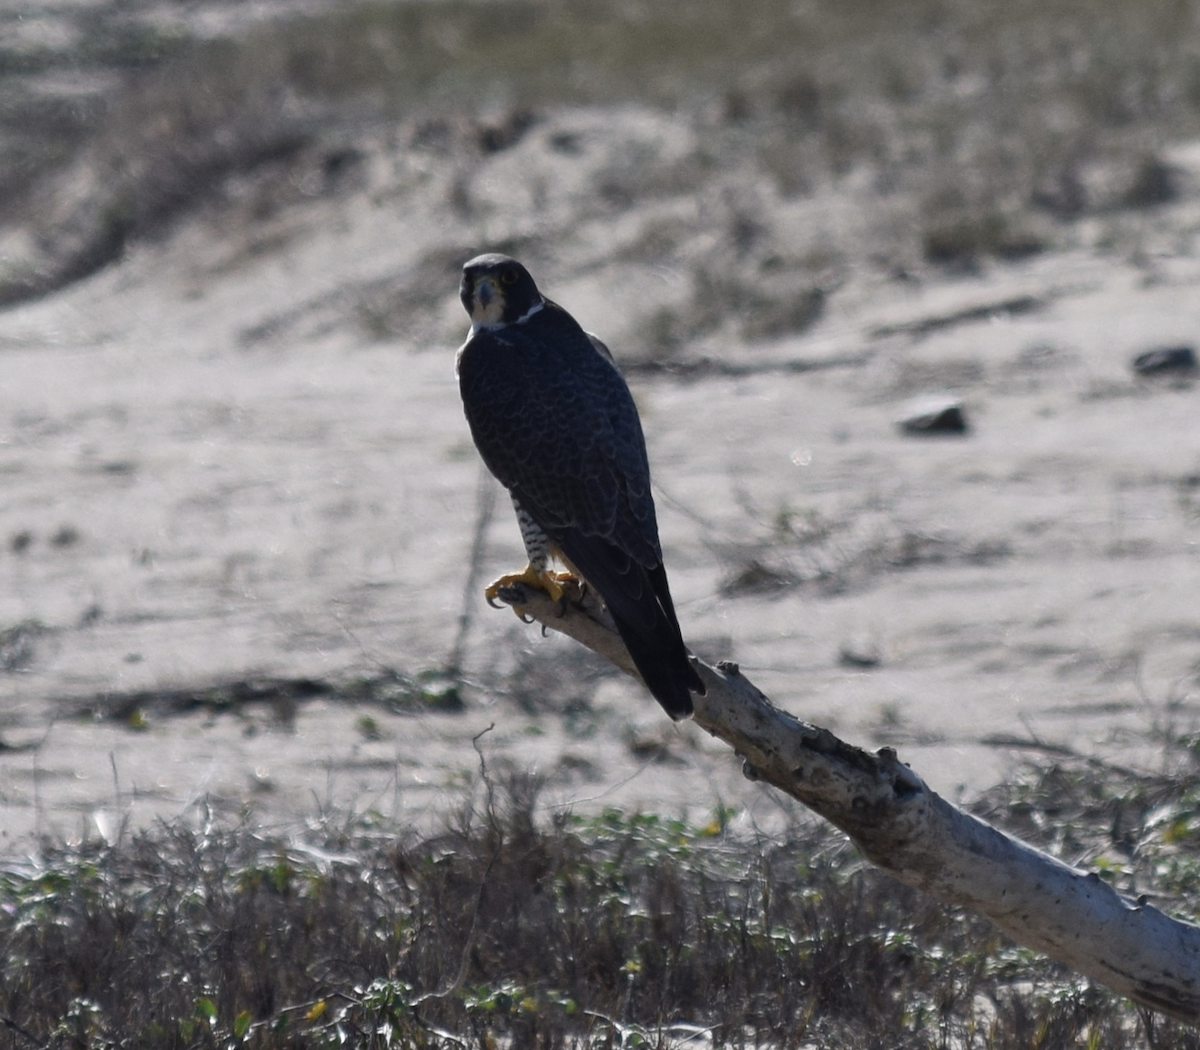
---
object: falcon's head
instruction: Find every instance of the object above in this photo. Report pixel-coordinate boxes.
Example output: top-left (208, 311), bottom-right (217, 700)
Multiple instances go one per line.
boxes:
top-left (460, 253), bottom-right (543, 329)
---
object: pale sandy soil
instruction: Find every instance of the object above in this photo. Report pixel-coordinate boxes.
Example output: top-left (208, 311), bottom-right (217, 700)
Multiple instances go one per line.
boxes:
top-left (0, 91), bottom-right (1198, 854)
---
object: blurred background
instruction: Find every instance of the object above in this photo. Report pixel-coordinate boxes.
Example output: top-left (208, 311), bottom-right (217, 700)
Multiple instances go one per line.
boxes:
top-left (0, 0), bottom-right (1199, 844)
top-left (4, 0), bottom-right (1200, 301)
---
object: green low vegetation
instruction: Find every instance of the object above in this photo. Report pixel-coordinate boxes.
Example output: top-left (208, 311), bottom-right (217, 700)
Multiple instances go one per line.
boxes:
top-left (2, 1), bottom-right (1199, 1045)
top-left (1, 751), bottom-right (1198, 1047)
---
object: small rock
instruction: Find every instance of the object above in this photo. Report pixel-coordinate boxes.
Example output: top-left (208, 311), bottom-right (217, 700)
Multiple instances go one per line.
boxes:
top-left (896, 395), bottom-right (969, 435)
top-left (1131, 345), bottom-right (1197, 376)
top-left (0, 621), bottom-right (42, 672)
top-left (50, 524), bottom-right (80, 547)
top-left (839, 645), bottom-right (882, 669)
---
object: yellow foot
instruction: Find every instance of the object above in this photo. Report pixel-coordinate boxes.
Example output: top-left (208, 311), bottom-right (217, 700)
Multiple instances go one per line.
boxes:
top-left (486, 564), bottom-right (576, 606)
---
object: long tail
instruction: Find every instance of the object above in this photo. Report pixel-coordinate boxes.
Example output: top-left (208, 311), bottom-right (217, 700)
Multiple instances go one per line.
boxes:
top-left (555, 536), bottom-right (702, 720)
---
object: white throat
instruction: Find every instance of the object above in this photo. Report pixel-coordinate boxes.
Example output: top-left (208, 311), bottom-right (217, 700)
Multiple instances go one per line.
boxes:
top-left (470, 297), bottom-right (545, 336)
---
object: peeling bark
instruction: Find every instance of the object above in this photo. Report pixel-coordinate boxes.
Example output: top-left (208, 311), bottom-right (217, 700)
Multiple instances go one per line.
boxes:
top-left (493, 581), bottom-right (1200, 1026)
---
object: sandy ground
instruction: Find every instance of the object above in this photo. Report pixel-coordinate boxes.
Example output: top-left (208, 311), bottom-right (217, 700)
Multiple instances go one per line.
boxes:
top-left (0, 103), bottom-right (1198, 855)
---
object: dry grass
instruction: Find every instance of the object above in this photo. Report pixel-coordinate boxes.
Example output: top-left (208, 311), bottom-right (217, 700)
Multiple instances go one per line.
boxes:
top-left (3, 0), bottom-right (1200, 304)
top-left (718, 495), bottom-right (1014, 600)
top-left (1, 752), bottom-right (1199, 1047)
top-left (2, 4), bottom-right (1200, 1043)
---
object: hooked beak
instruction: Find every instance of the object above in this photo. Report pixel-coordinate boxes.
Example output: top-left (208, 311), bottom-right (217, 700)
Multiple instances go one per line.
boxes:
top-left (475, 276), bottom-right (496, 310)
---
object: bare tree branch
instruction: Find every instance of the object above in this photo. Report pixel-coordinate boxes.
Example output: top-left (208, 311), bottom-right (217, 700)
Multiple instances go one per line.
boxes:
top-left (493, 581), bottom-right (1200, 1026)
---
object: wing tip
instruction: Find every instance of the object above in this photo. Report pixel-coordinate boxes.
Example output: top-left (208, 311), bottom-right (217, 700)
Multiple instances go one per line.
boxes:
top-left (648, 659), bottom-right (705, 721)
top-left (656, 688), bottom-right (695, 721)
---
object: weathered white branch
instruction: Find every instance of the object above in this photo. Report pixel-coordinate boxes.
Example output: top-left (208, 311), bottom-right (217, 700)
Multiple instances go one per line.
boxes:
top-left (494, 582), bottom-right (1200, 1026)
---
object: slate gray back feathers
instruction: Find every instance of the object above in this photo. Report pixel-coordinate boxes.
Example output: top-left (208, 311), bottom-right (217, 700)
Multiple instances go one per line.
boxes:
top-left (457, 253), bottom-right (703, 718)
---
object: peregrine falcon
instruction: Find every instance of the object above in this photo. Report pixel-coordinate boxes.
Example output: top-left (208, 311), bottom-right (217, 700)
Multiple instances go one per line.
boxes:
top-left (456, 253), bottom-right (704, 720)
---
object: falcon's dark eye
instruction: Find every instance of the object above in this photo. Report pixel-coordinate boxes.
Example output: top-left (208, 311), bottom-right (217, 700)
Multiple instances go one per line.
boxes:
top-left (500, 269), bottom-right (518, 285)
